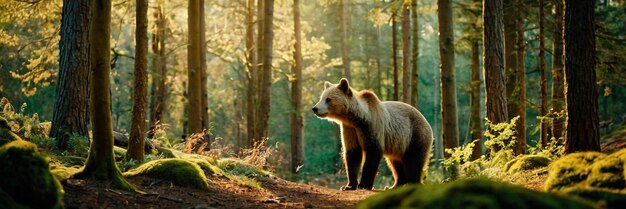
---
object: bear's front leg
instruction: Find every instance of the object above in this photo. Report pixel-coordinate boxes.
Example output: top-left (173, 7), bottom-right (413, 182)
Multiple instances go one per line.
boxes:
top-left (341, 126), bottom-right (362, 191)
top-left (358, 146), bottom-right (382, 190)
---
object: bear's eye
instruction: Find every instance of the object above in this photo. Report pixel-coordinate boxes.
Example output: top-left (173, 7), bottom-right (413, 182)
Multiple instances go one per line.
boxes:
top-left (325, 98), bottom-right (332, 103)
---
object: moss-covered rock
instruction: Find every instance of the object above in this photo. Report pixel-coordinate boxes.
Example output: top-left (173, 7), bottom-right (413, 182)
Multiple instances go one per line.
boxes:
top-left (545, 152), bottom-right (607, 191)
top-left (562, 187), bottom-right (626, 209)
top-left (504, 155), bottom-right (551, 173)
top-left (124, 159), bottom-right (209, 190)
top-left (587, 155), bottom-right (625, 190)
top-left (0, 140), bottom-right (64, 209)
top-left (0, 189), bottom-right (28, 209)
top-left (358, 178), bottom-right (595, 209)
top-left (0, 116), bottom-right (22, 146)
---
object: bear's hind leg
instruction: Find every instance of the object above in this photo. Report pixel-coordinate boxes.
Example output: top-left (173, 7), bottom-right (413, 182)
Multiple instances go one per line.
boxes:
top-left (403, 139), bottom-right (430, 184)
top-left (387, 158), bottom-right (407, 188)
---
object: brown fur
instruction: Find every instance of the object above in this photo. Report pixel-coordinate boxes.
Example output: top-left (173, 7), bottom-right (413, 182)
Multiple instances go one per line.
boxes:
top-left (312, 78), bottom-right (433, 190)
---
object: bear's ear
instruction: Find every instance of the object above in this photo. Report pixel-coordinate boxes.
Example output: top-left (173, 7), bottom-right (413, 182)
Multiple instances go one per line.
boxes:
top-left (324, 81), bottom-right (333, 89)
top-left (338, 78), bottom-right (352, 96)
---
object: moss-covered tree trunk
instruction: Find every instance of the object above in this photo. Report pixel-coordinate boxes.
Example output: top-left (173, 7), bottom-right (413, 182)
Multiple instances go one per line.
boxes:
top-left (564, 0), bottom-right (599, 153)
top-left (75, 0), bottom-right (136, 191)
top-left (484, 0), bottom-right (509, 149)
top-left (438, 0), bottom-right (459, 159)
top-left (539, 0), bottom-right (549, 146)
top-left (51, 0), bottom-right (91, 150)
top-left (128, 0), bottom-right (148, 161)
top-left (551, 0), bottom-right (565, 141)
top-left (401, 1), bottom-right (411, 103)
top-left (290, 0), bottom-right (304, 173)
top-left (515, 0), bottom-right (526, 155)
top-left (410, 0), bottom-right (419, 107)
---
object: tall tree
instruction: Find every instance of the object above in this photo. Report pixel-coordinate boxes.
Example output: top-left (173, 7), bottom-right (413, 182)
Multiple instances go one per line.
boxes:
top-left (438, 0), bottom-right (459, 158)
top-left (470, 41), bottom-right (482, 160)
top-left (245, 0), bottom-right (257, 147)
top-left (339, 0), bottom-right (351, 80)
top-left (564, 0), bottom-right (599, 153)
top-left (410, 0), bottom-right (419, 107)
top-left (199, 0), bottom-right (209, 134)
top-left (539, 0), bottom-right (548, 146)
top-left (74, 0), bottom-right (136, 191)
top-left (256, 0), bottom-right (275, 140)
top-left (484, 0), bottom-right (509, 138)
top-left (290, 0), bottom-right (304, 173)
top-left (51, 0), bottom-right (91, 150)
top-left (127, 0), bottom-right (148, 162)
top-left (551, 0), bottom-right (565, 140)
top-left (149, 4), bottom-right (167, 134)
top-left (187, 0), bottom-right (203, 134)
top-left (391, 11), bottom-right (399, 101)
top-left (503, 0), bottom-right (518, 122)
top-left (514, 0), bottom-right (526, 155)
top-left (401, 1), bottom-right (411, 103)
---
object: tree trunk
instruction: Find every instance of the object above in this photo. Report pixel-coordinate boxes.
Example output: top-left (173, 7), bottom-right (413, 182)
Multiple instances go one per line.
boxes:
top-left (401, 2), bottom-right (411, 103)
top-left (484, 0), bottom-right (509, 139)
top-left (539, 0), bottom-right (548, 146)
top-left (245, 0), bottom-right (257, 147)
top-left (470, 42), bottom-right (482, 160)
top-left (290, 0), bottom-right (304, 173)
top-left (254, 0), bottom-right (265, 143)
top-left (515, 0), bottom-right (526, 155)
top-left (339, 0), bottom-right (351, 80)
top-left (199, 0), bottom-right (209, 135)
top-left (504, 0), bottom-right (518, 122)
top-left (391, 12), bottom-right (399, 101)
top-left (256, 0), bottom-right (274, 141)
top-left (438, 0), bottom-right (459, 159)
top-left (51, 0), bottom-right (91, 151)
top-left (75, 0), bottom-right (136, 191)
top-left (564, 0), bottom-right (599, 153)
top-left (149, 5), bottom-right (164, 134)
top-left (127, 0), bottom-right (148, 162)
top-left (551, 0), bottom-right (565, 141)
top-left (410, 0), bottom-right (419, 107)
top-left (187, 0), bottom-right (203, 134)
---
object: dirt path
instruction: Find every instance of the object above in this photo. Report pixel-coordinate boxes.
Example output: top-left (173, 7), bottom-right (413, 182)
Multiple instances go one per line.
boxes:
top-left (63, 175), bottom-right (375, 209)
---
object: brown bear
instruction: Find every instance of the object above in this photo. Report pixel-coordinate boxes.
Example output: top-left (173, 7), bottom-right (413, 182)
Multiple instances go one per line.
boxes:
top-left (312, 78), bottom-right (433, 190)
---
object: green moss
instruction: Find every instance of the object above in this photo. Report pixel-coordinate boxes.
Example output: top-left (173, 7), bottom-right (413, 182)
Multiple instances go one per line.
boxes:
top-left (124, 159), bottom-right (209, 190)
top-left (609, 148), bottom-right (626, 162)
top-left (0, 140), bottom-right (64, 209)
top-left (505, 155), bottom-right (551, 173)
top-left (50, 165), bottom-right (81, 181)
top-left (216, 158), bottom-right (271, 188)
top-left (545, 152), bottom-right (607, 191)
top-left (358, 178), bottom-right (594, 209)
top-left (562, 187), bottom-right (626, 209)
top-left (587, 155), bottom-right (625, 190)
top-left (0, 189), bottom-right (28, 209)
top-left (0, 116), bottom-right (22, 146)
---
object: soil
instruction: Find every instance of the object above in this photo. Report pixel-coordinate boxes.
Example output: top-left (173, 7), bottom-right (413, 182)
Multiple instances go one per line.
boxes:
top-left (63, 175), bottom-right (375, 209)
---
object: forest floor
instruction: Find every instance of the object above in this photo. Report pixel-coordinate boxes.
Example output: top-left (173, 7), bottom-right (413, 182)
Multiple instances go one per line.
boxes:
top-left (63, 174), bottom-right (375, 209)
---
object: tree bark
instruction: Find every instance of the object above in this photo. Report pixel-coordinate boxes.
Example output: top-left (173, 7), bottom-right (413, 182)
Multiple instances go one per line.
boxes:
top-left (401, 2), bottom-right (411, 103)
top-left (290, 0), bottom-right (304, 173)
top-left (245, 0), bottom-right (257, 147)
top-left (484, 0), bottom-right (509, 136)
top-left (504, 0), bottom-right (518, 122)
top-left (470, 42), bottom-right (482, 160)
top-left (514, 0), bottom-right (526, 155)
top-left (187, 0), bottom-right (203, 134)
top-left (256, 0), bottom-right (274, 141)
top-left (199, 0), bottom-right (209, 136)
top-left (410, 0), bottom-right (419, 107)
top-left (254, 0), bottom-right (265, 142)
top-left (438, 0), bottom-right (459, 159)
top-left (149, 5), bottom-right (167, 134)
top-left (564, 0), bottom-right (599, 153)
top-left (75, 0), bottom-right (136, 191)
top-left (391, 12), bottom-right (399, 101)
top-left (339, 0), bottom-right (351, 80)
top-left (551, 0), bottom-right (565, 141)
top-left (539, 0), bottom-right (548, 146)
top-left (51, 0), bottom-right (91, 151)
top-left (127, 0), bottom-right (148, 162)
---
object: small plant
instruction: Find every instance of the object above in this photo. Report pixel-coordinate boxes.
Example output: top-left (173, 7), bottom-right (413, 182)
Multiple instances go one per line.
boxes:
top-left (67, 134), bottom-right (89, 157)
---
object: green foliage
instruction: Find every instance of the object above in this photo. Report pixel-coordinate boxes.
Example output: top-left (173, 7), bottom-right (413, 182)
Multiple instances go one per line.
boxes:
top-left (216, 158), bottom-right (272, 188)
top-left (484, 116), bottom-right (519, 159)
top-left (124, 159), bottom-right (210, 190)
top-left (0, 140), bottom-right (63, 209)
top-left (545, 150), bottom-right (626, 192)
top-left (358, 178), bottom-right (595, 209)
top-left (66, 134), bottom-right (89, 157)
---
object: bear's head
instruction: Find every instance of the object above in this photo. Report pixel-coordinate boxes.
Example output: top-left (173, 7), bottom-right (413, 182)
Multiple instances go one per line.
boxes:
top-left (312, 78), bottom-right (354, 120)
